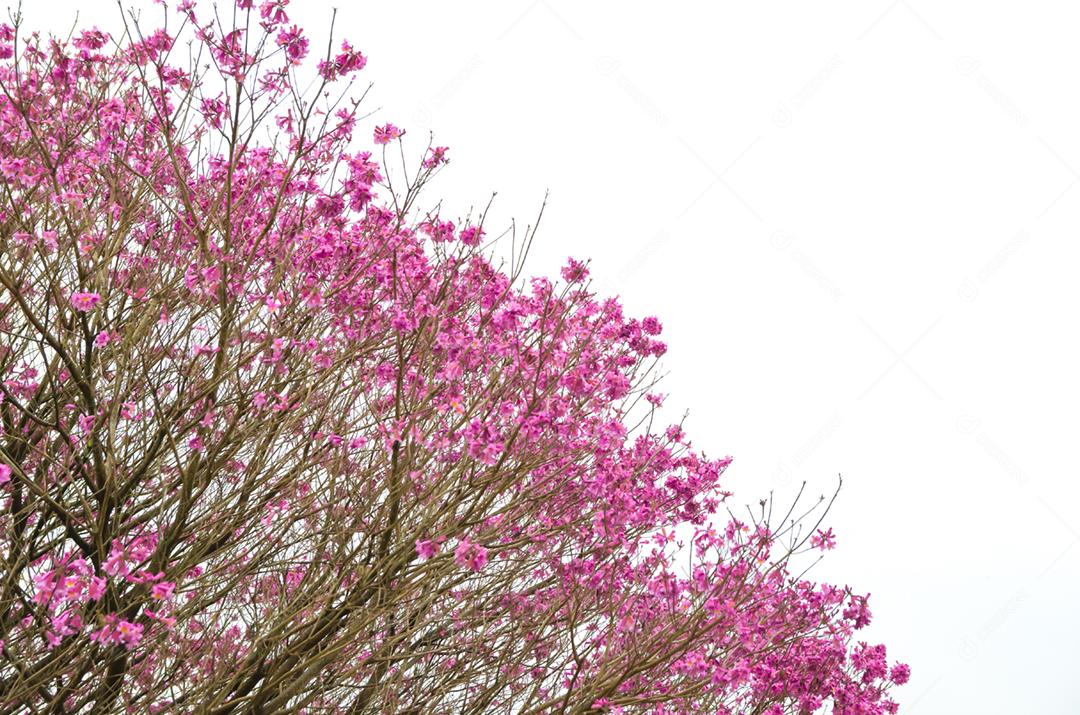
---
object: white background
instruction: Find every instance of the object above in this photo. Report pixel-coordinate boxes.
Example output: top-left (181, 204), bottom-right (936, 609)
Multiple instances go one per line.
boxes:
top-left (21, 2), bottom-right (1080, 713)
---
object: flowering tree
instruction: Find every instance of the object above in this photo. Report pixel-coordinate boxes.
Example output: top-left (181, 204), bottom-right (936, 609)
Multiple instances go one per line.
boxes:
top-left (0, 2), bottom-right (908, 712)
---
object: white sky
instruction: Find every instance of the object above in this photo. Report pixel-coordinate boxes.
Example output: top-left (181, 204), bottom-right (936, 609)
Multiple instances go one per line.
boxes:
top-left (18, 2), bottom-right (1080, 713)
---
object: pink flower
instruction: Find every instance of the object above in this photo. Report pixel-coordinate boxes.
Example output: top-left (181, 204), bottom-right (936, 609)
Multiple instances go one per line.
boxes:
top-left (276, 25), bottom-right (308, 64)
top-left (454, 539), bottom-right (488, 572)
top-left (318, 40), bottom-right (366, 80)
top-left (116, 619), bottom-right (143, 649)
top-left (0, 464), bottom-right (10, 484)
top-left (40, 230), bottom-right (58, 253)
top-left (75, 29), bottom-right (109, 51)
top-left (811, 527), bottom-right (836, 551)
top-left (70, 292), bottom-right (101, 312)
top-left (373, 123), bottom-right (403, 145)
top-left (415, 539), bottom-right (439, 560)
top-left (103, 543), bottom-right (130, 578)
top-left (200, 96), bottom-right (227, 130)
top-left (420, 219), bottom-right (455, 243)
top-left (90, 614), bottom-right (142, 649)
top-left (459, 226), bottom-right (484, 246)
top-left (151, 581), bottom-right (176, 600)
top-left (560, 258), bottom-right (589, 283)
top-left (87, 576), bottom-right (106, 601)
top-left (423, 145), bottom-right (449, 169)
top-left (844, 594), bottom-right (873, 629)
top-left (144, 609), bottom-right (176, 627)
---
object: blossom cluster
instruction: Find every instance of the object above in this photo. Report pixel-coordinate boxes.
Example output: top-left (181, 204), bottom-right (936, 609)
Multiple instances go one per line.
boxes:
top-left (0, 2), bottom-right (906, 712)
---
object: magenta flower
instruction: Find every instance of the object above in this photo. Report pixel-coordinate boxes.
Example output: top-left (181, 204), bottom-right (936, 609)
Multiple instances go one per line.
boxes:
top-left (373, 123), bottom-right (403, 145)
top-left (415, 539), bottom-right (438, 560)
top-left (422, 145), bottom-right (449, 169)
top-left (102, 550), bottom-right (129, 579)
top-left (454, 539), bottom-right (488, 572)
top-left (811, 527), bottom-right (837, 551)
top-left (116, 619), bottom-right (143, 649)
top-left (276, 25), bottom-right (308, 64)
top-left (0, 464), bottom-right (10, 484)
top-left (69, 291), bottom-right (101, 312)
top-left (86, 576), bottom-right (106, 601)
top-left (459, 225), bottom-right (483, 246)
top-left (560, 257), bottom-right (589, 283)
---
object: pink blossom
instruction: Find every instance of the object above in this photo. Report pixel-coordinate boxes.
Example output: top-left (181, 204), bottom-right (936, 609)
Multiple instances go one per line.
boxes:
top-left (560, 258), bottom-right (589, 283)
top-left (318, 40), bottom-right (366, 80)
top-left (87, 576), bottom-right (106, 601)
top-left (70, 292), bottom-right (101, 312)
top-left (75, 29), bottom-right (109, 51)
top-left (40, 230), bottom-right (58, 252)
top-left (415, 539), bottom-right (438, 560)
top-left (200, 96), bottom-right (227, 130)
top-left (423, 145), bottom-right (449, 169)
top-left (276, 25), bottom-right (308, 63)
top-left (373, 123), bottom-right (403, 145)
top-left (103, 551), bottom-right (129, 579)
top-left (92, 615), bottom-right (143, 650)
top-left (454, 539), bottom-right (488, 572)
top-left (0, 464), bottom-right (10, 484)
top-left (459, 225), bottom-right (483, 246)
top-left (811, 527), bottom-right (837, 551)
top-left (421, 218), bottom-right (455, 243)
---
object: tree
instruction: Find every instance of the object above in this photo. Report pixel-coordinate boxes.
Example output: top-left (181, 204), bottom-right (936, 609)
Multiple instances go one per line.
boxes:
top-left (0, 2), bottom-right (908, 712)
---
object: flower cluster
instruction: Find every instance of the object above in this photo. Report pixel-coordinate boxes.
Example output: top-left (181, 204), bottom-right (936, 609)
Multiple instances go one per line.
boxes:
top-left (0, 3), bottom-right (906, 713)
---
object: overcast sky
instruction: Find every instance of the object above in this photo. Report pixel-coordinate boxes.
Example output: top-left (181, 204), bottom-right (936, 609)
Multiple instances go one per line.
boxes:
top-left (18, 2), bottom-right (1080, 713)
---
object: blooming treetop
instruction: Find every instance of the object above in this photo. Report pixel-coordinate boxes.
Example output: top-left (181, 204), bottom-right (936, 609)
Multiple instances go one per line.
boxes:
top-left (0, 1), bottom-right (907, 712)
